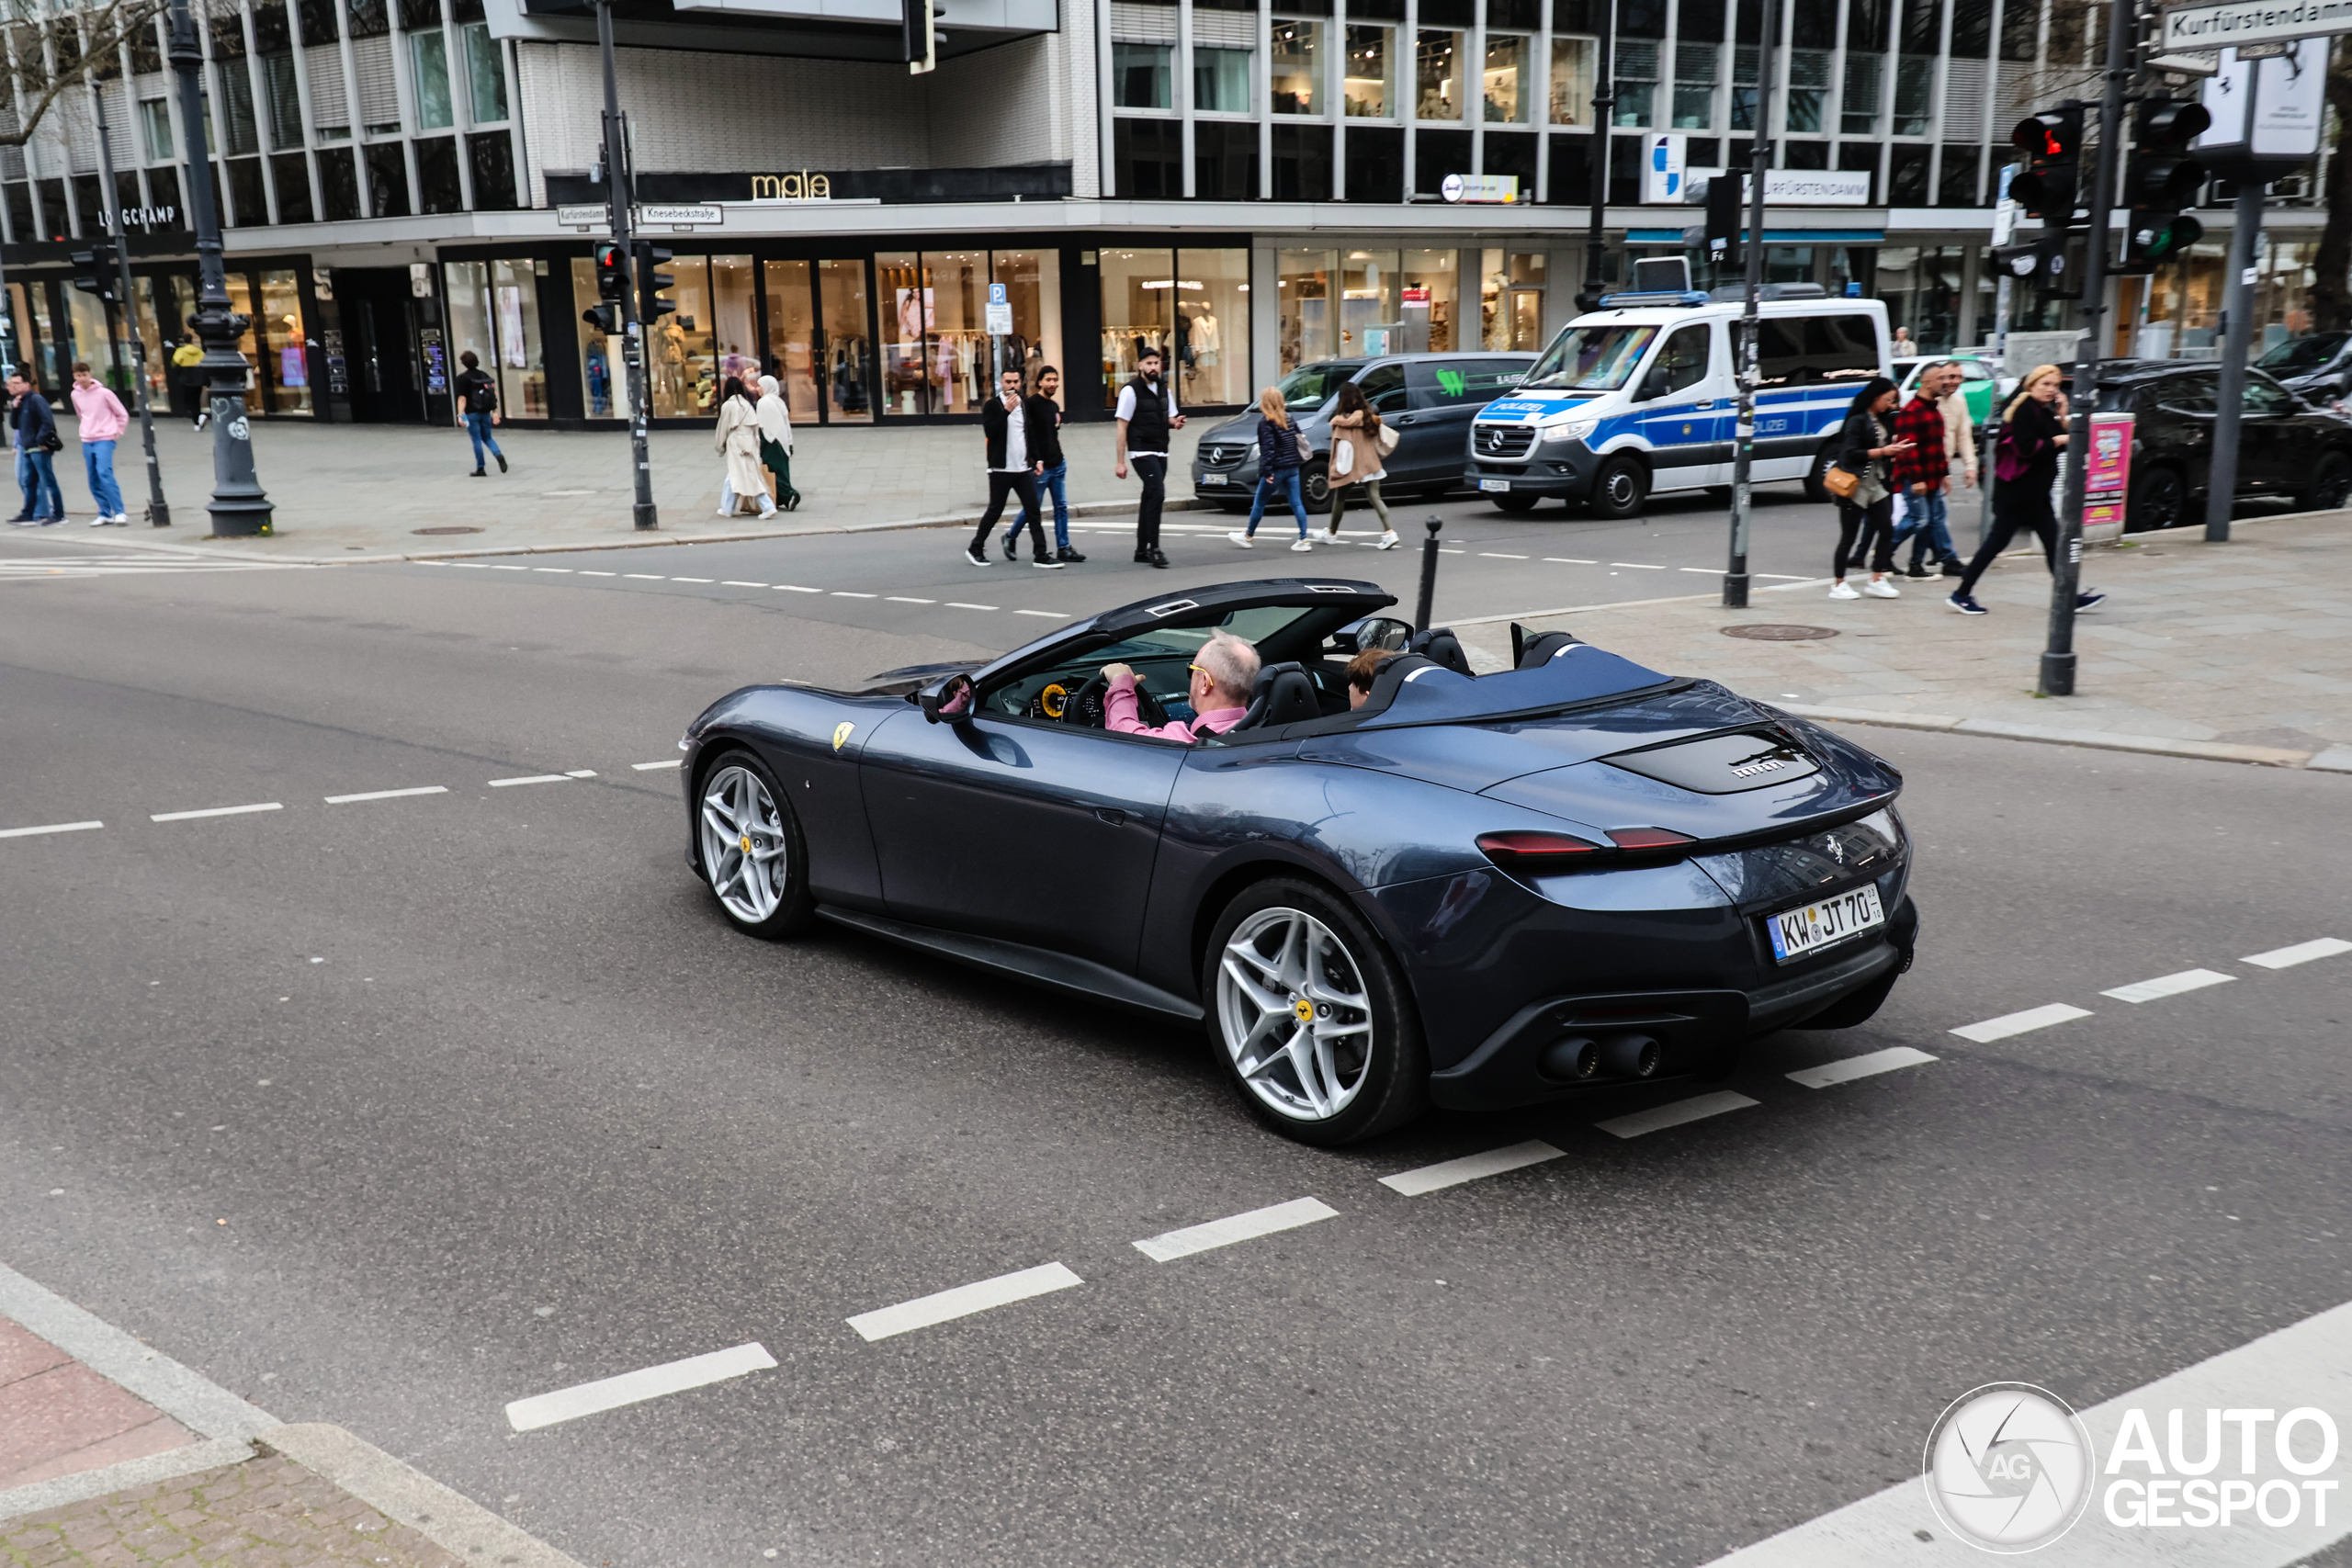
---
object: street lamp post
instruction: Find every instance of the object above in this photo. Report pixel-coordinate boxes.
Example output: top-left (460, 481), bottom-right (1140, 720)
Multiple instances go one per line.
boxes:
top-left (167, 0), bottom-right (270, 537)
top-left (598, 0), bottom-right (657, 529)
top-left (90, 77), bottom-right (169, 527)
top-left (1720, 0), bottom-right (1777, 608)
top-left (1576, 0), bottom-right (1617, 312)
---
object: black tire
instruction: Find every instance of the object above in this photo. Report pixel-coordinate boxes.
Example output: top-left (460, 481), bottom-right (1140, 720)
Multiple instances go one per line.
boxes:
top-left (2300, 451), bottom-right (2352, 513)
top-left (2127, 465), bottom-right (2188, 533)
top-left (1201, 877), bottom-right (1429, 1146)
top-left (692, 748), bottom-right (817, 939)
top-left (1586, 454), bottom-right (1650, 519)
top-left (1301, 460), bottom-right (1331, 508)
top-left (1704, 485), bottom-right (1735, 504)
top-left (1802, 441), bottom-right (1839, 504)
top-left (1490, 491), bottom-right (1542, 513)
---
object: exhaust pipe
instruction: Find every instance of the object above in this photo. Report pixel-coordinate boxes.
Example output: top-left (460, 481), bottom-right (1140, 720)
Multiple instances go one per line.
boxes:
top-left (1540, 1034), bottom-right (1602, 1081)
top-left (1601, 1032), bottom-right (1663, 1078)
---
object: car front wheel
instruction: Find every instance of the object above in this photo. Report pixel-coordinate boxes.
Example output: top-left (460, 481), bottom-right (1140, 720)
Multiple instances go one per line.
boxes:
top-left (2127, 465), bottom-right (2187, 532)
top-left (1490, 491), bottom-right (1541, 513)
top-left (1587, 455), bottom-right (1649, 518)
top-left (1204, 878), bottom-right (1428, 1145)
top-left (1301, 460), bottom-right (1331, 508)
top-left (695, 750), bottom-right (816, 938)
top-left (2301, 451), bottom-right (2352, 513)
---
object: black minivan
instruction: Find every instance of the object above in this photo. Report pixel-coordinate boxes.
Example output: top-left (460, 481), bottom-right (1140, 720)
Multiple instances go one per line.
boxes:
top-left (1190, 353), bottom-right (1533, 512)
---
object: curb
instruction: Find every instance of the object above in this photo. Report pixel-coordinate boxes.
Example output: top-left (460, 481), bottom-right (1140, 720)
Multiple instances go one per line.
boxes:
top-left (1778, 703), bottom-right (2343, 772)
top-left (266, 1425), bottom-right (588, 1568)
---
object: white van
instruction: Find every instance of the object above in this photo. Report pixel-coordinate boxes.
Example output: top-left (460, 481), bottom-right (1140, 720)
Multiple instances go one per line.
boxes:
top-left (1462, 285), bottom-right (1893, 516)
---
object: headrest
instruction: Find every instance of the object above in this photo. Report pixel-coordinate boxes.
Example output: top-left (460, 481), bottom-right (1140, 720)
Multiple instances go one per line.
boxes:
top-left (1405, 626), bottom-right (1475, 677)
top-left (1515, 630), bottom-right (1584, 671)
top-left (1359, 652), bottom-right (1439, 714)
top-left (1231, 660), bottom-right (1319, 732)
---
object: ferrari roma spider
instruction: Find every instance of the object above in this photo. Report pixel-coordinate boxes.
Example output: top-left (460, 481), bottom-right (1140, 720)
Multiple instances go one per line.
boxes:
top-left (678, 578), bottom-right (1916, 1145)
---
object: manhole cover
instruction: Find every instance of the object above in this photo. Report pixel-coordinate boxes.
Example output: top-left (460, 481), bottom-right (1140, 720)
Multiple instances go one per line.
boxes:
top-left (412, 525), bottom-right (483, 536)
top-left (1721, 623), bottom-right (1840, 641)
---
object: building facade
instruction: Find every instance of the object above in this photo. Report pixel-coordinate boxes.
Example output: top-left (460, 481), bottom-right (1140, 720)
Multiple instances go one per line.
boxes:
top-left (0, 0), bottom-right (2326, 427)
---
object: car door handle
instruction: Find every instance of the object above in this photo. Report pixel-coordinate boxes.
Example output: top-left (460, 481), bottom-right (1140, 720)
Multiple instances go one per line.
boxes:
top-left (1394, 415), bottom-right (1417, 424)
top-left (1096, 807), bottom-right (1127, 827)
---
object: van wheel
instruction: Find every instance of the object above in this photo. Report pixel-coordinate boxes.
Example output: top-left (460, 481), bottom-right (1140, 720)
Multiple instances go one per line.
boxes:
top-left (1586, 456), bottom-right (1649, 518)
top-left (1490, 491), bottom-right (1541, 513)
top-left (1803, 441), bottom-right (1839, 504)
top-left (1301, 461), bottom-right (1330, 508)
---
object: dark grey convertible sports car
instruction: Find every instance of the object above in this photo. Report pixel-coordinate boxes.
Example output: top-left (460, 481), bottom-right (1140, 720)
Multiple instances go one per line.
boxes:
top-left (678, 578), bottom-right (1917, 1145)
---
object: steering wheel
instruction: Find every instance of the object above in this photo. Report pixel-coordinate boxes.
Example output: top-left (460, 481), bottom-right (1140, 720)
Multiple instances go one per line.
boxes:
top-left (1065, 674), bottom-right (1167, 729)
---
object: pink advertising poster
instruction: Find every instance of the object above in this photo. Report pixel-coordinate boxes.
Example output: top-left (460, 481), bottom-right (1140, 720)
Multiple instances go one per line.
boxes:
top-left (2083, 412), bottom-right (2133, 530)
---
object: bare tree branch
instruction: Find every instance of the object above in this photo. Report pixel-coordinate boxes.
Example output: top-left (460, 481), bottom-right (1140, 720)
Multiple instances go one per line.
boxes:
top-left (0, 0), bottom-right (170, 151)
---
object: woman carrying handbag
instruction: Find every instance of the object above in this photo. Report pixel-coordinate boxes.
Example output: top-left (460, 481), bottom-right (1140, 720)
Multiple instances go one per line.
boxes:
top-left (1227, 385), bottom-right (1315, 551)
top-left (1826, 377), bottom-right (1913, 600)
top-left (1947, 364), bottom-right (2105, 616)
top-left (1323, 381), bottom-right (1402, 550)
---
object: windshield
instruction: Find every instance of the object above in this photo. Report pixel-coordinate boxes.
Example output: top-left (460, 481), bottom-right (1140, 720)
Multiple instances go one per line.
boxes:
top-left (2256, 333), bottom-right (2350, 374)
top-left (1274, 363), bottom-right (1354, 413)
top-left (1522, 325), bottom-right (1660, 391)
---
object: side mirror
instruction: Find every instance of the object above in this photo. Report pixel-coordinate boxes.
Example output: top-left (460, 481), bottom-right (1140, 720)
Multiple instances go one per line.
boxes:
top-left (1637, 370), bottom-right (1668, 401)
top-left (920, 671), bottom-right (976, 725)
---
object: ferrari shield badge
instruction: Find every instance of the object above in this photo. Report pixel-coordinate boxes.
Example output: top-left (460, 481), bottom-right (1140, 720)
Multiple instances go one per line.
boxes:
top-left (831, 722), bottom-right (855, 752)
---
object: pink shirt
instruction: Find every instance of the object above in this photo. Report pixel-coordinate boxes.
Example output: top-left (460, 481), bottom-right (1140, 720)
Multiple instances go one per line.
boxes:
top-left (71, 382), bottom-right (129, 443)
top-left (1104, 674), bottom-right (1247, 742)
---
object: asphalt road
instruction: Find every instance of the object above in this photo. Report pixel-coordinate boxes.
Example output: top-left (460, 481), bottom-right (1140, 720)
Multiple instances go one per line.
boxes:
top-left (2, 541), bottom-right (2348, 1568)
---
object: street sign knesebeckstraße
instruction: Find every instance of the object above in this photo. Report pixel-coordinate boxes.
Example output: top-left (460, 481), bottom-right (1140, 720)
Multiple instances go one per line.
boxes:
top-left (2163, 0), bottom-right (2352, 53)
top-left (1685, 167), bottom-right (1873, 207)
top-left (554, 201), bottom-right (726, 229)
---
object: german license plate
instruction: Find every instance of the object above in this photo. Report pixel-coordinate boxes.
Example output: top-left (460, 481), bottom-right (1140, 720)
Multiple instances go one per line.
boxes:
top-left (1198, 473), bottom-right (1227, 485)
top-left (1766, 884), bottom-right (1884, 963)
top-left (1478, 478), bottom-right (1511, 492)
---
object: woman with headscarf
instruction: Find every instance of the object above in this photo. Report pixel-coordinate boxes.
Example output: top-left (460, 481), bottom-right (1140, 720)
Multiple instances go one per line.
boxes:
top-left (756, 375), bottom-right (797, 512)
top-left (714, 374), bottom-right (774, 518)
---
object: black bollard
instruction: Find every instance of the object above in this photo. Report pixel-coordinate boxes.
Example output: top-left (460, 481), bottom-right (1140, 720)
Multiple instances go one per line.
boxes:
top-left (1414, 515), bottom-right (1443, 631)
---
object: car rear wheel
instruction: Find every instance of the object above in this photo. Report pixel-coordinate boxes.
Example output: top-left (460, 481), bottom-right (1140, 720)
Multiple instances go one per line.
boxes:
top-left (695, 750), bottom-right (816, 938)
top-left (1587, 455), bottom-right (1649, 518)
top-left (1490, 491), bottom-right (1541, 513)
top-left (2300, 452), bottom-right (2352, 512)
top-left (1204, 878), bottom-right (1428, 1145)
top-left (2127, 465), bottom-right (2188, 533)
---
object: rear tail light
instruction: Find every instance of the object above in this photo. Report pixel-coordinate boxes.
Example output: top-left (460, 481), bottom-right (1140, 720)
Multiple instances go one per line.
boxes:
top-left (1477, 826), bottom-right (1698, 877)
top-left (1607, 828), bottom-right (1696, 852)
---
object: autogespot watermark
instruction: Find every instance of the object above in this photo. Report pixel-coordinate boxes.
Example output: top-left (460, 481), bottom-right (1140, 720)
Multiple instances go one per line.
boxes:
top-left (1923, 1383), bottom-right (2342, 1552)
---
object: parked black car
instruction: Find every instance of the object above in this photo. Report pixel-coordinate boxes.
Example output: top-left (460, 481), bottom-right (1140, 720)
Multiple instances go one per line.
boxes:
top-left (2090, 360), bottom-right (2352, 531)
top-left (2256, 332), bottom-right (2352, 404)
top-left (1191, 353), bottom-right (1535, 512)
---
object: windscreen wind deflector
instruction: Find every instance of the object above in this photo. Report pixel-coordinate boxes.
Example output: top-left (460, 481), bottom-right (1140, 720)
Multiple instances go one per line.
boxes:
top-left (1602, 730), bottom-right (1821, 795)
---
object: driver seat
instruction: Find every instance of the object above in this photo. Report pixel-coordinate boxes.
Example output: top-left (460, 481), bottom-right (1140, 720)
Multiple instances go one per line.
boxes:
top-left (1405, 626), bottom-right (1475, 676)
top-left (1228, 660), bottom-right (1319, 732)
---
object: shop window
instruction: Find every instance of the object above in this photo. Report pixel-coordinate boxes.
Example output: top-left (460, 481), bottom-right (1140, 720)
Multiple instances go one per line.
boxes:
top-left (1484, 130), bottom-right (1536, 191)
top-left (416, 137), bottom-right (462, 214)
top-left (1732, 45), bottom-right (1757, 130)
top-left (148, 167), bottom-right (183, 225)
top-left (871, 251), bottom-right (1057, 417)
top-left (1114, 118), bottom-right (1182, 197)
top-left (364, 142), bottom-right (410, 216)
top-left (1340, 249), bottom-right (1397, 356)
top-left (1479, 251), bottom-right (1546, 352)
top-left (225, 158), bottom-right (266, 225)
top-left (139, 98), bottom-right (174, 162)
top-left (1483, 35), bottom-right (1527, 122)
top-left (993, 250), bottom-right (1063, 392)
top-left (1400, 249), bottom-right (1457, 352)
top-left (647, 254), bottom-right (711, 418)
top-left (1271, 19), bottom-right (1320, 114)
top-left (1672, 41), bottom-right (1715, 129)
top-left (1939, 145), bottom-right (1983, 206)
top-left (464, 23), bottom-right (506, 121)
top-left (318, 147), bottom-right (360, 220)
top-left (1888, 144), bottom-right (1928, 205)
top-left (910, 251), bottom-right (984, 414)
top-left (129, 276), bottom-right (171, 405)
top-left (468, 133), bottom-right (516, 209)
top-left (271, 152), bottom-right (314, 222)
top-left (260, 267), bottom-right (311, 413)
top-left (1785, 49), bottom-right (1828, 133)
top-left (1099, 247), bottom-right (1175, 405)
top-left (1272, 123), bottom-right (1331, 200)
top-left (445, 258), bottom-right (492, 401)
top-left (816, 258), bottom-right (871, 422)
top-left (1415, 29), bottom-right (1464, 119)
top-left (1783, 141), bottom-right (1828, 169)
top-left (72, 175), bottom-right (105, 236)
top-left (3, 184), bottom-right (30, 246)
top-left (1195, 47), bottom-right (1251, 112)
top-left (411, 30), bottom-right (454, 129)
top-left (711, 253), bottom-right (758, 389)
top-left (36, 179), bottom-right (65, 242)
top-left (761, 259), bottom-right (816, 419)
top-left (1113, 43), bottom-right (1171, 108)
top-left (1277, 248), bottom-right (1335, 372)
top-left (7, 283), bottom-right (51, 388)
top-left (1169, 250), bottom-right (1245, 406)
top-left (1893, 55), bottom-right (1932, 136)
top-left (1342, 25), bottom-right (1391, 117)
top-left (1344, 124), bottom-right (1402, 203)
top-left (1612, 40), bottom-right (1656, 126)
top-left (220, 274), bottom-right (262, 412)
top-left (1549, 37), bottom-right (1595, 123)
top-left (1489, 0), bottom-right (1539, 26)
top-left (1413, 128), bottom-right (1469, 197)
top-left (572, 256), bottom-right (629, 420)
top-left (1194, 120), bottom-right (1260, 200)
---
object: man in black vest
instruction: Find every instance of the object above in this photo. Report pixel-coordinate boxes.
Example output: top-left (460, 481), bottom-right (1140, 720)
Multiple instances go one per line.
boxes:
top-left (966, 367), bottom-right (1061, 569)
top-left (1114, 346), bottom-right (1184, 568)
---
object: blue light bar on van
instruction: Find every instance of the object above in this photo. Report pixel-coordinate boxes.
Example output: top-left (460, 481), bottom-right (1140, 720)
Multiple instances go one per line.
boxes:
top-left (1594, 290), bottom-right (1711, 308)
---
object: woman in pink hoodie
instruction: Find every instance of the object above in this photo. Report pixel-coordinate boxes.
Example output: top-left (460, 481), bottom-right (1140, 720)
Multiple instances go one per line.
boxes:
top-left (69, 362), bottom-right (130, 525)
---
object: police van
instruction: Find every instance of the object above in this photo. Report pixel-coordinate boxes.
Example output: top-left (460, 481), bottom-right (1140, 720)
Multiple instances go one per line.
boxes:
top-left (1463, 284), bottom-right (1892, 516)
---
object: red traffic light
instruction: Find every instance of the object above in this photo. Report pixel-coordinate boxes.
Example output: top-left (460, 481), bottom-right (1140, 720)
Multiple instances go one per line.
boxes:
top-left (2012, 107), bottom-right (2084, 160)
top-left (2137, 99), bottom-right (2211, 154)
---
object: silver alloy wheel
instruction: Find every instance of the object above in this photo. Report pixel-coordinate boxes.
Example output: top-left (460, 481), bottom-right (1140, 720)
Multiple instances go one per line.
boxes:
top-left (698, 763), bottom-right (788, 924)
top-left (1216, 906), bottom-right (1374, 1122)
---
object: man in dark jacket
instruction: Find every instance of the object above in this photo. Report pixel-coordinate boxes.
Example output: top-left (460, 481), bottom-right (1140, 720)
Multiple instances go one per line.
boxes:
top-left (966, 368), bottom-right (1060, 568)
top-left (452, 351), bottom-right (505, 476)
top-left (1021, 366), bottom-right (1082, 563)
top-left (1114, 347), bottom-right (1183, 568)
top-left (6, 372), bottom-right (63, 525)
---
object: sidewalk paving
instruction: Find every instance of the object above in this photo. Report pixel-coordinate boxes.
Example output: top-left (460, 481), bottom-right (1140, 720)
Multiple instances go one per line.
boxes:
top-left (1455, 509), bottom-right (2352, 773)
top-left (0, 1266), bottom-right (581, 1568)
top-left (46, 412), bottom-right (1209, 563)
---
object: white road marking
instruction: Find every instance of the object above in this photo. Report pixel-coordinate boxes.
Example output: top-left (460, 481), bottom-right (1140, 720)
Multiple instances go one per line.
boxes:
top-left (531, 567), bottom-right (571, 574)
top-left (624, 573), bottom-right (665, 580)
top-left (1014, 609), bottom-right (1068, 618)
top-left (578, 570), bottom-right (616, 577)
top-left (1756, 573), bottom-right (1813, 581)
top-left (2245, 937), bottom-right (2351, 969)
top-left (720, 581), bottom-right (768, 588)
top-left (449, 561), bottom-right (488, 568)
top-left (487, 774), bottom-right (573, 787)
top-left (671, 577), bottom-right (713, 583)
top-left (1611, 561), bottom-right (1668, 570)
top-left (1379, 1141), bottom-right (1565, 1196)
top-left (323, 785), bottom-right (447, 805)
top-left (774, 584), bottom-right (822, 592)
top-left (489, 564), bottom-right (528, 571)
top-left (886, 596), bottom-right (935, 604)
top-left (149, 803), bottom-right (282, 822)
top-left (1595, 1090), bottom-right (1759, 1140)
top-left (946, 602), bottom-right (997, 611)
top-left (631, 761), bottom-right (683, 771)
top-left (503, 1342), bottom-right (776, 1432)
top-left (831, 592), bottom-right (877, 599)
top-left (1480, 552), bottom-right (1529, 559)
top-left (0, 819), bottom-right (103, 840)
top-left (1786, 1046), bottom-right (1939, 1089)
top-left (1679, 566), bottom-right (1717, 573)
top-left (1544, 558), bottom-right (1598, 564)
top-left (2101, 968), bottom-right (2235, 1004)
top-left (1703, 1298), bottom-right (2352, 1565)
top-left (1950, 1002), bottom-right (2093, 1043)
top-left (415, 558), bottom-right (450, 565)
top-left (563, 769), bottom-right (597, 778)
top-left (847, 1262), bottom-right (1082, 1343)
top-left (1133, 1197), bottom-right (1338, 1262)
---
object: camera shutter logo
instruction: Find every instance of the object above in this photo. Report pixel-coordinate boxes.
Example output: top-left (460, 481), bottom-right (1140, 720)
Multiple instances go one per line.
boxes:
top-left (1923, 1383), bottom-right (2095, 1552)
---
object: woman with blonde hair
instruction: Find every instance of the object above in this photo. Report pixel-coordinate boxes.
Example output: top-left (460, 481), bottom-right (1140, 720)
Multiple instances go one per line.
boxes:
top-left (1948, 363), bottom-right (2103, 615)
top-left (1228, 384), bottom-right (1314, 552)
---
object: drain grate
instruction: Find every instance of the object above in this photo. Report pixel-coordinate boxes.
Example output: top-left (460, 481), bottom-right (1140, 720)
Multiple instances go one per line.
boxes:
top-left (412, 525), bottom-right (483, 536)
top-left (1720, 623), bottom-right (1839, 641)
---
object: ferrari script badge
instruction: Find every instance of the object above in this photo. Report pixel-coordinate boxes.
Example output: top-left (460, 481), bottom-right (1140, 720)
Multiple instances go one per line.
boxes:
top-left (831, 722), bottom-right (855, 752)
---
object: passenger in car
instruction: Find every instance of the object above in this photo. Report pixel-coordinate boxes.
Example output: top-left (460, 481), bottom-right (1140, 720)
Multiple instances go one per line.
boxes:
top-left (1101, 630), bottom-right (1260, 741)
top-left (1346, 647), bottom-right (1400, 709)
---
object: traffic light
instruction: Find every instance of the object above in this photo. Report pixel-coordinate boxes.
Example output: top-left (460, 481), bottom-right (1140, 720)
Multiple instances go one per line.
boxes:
top-left (2009, 104), bottom-right (2085, 222)
top-left (581, 302), bottom-right (622, 335)
top-left (1703, 172), bottom-right (1744, 270)
top-left (70, 239), bottom-right (119, 303)
top-left (2120, 98), bottom-right (2211, 273)
top-left (637, 242), bottom-right (675, 325)
top-left (900, 0), bottom-right (944, 73)
top-left (594, 240), bottom-right (628, 302)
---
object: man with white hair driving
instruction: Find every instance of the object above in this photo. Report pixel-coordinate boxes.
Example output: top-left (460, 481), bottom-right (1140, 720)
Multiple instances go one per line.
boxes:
top-left (1100, 629), bottom-right (1260, 742)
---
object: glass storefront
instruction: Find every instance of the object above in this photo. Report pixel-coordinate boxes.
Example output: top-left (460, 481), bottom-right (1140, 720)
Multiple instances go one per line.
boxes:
top-left (571, 256), bottom-right (628, 420)
top-left (763, 258), bottom-right (818, 419)
top-left (1101, 246), bottom-right (1173, 406)
top-left (1278, 247), bottom-right (1334, 372)
top-left (1479, 250), bottom-right (1546, 351)
top-left (259, 267), bottom-right (311, 414)
top-left (1171, 249), bottom-right (1247, 406)
top-left (1400, 249), bottom-right (1459, 353)
top-left (1340, 249), bottom-right (1397, 356)
top-left (1876, 246), bottom-right (1967, 353)
top-left (877, 249), bottom-right (1060, 418)
top-left (711, 254), bottom-right (758, 387)
top-left (817, 258), bottom-right (873, 422)
top-left (64, 286), bottom-right (127, 390)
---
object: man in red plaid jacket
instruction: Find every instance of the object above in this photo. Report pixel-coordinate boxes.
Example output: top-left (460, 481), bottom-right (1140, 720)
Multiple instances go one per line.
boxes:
top-left (1888, 363), bottom-right (1966, 577)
